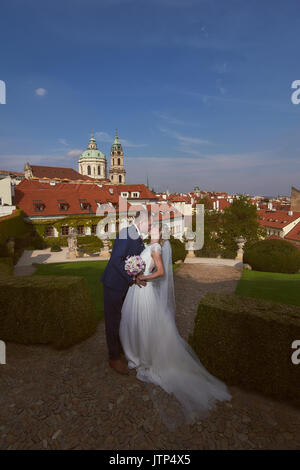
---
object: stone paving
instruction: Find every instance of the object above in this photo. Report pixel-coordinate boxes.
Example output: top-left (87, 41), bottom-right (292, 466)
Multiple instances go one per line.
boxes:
top-left (0, 264), bottom-right (300, 450)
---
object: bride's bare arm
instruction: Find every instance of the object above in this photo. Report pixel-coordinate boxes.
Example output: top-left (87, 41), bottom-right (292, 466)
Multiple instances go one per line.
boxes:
top-left (139, 250), bottom-right (165, 281)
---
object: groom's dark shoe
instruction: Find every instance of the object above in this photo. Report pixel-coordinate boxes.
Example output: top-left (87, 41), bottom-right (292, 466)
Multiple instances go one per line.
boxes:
top-left (109, 359), bottom-right (129, 375)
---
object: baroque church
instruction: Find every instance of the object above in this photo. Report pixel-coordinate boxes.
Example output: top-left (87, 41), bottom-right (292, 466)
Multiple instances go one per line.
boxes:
top-left (78, 130), bottom-right (126, 184)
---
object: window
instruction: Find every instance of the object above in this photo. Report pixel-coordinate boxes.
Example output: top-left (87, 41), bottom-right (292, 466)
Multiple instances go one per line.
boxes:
top-left (61, 226), bottom-right (69, 236)
top-left (45, 226), bottom-right (54, 237)
top-left (121, 192), bottom-right (129, 198)
top-left (79, 200), bottom-right (90, 210)
top-left (118, 158), bottom-right (121, 166)
top-left (118, 151), bottom-right (121, 155)
top-left (91, 224), bottom-right (97, 234)
top-left (98, 166), bottom-right (101, 175)
top-left (58, 201), bottom-right (69, 211)
top-left (131, 192), bottom-right (139, 198)
top-left (33, 200), bottom-right (45, 212)
top-left (87, 165), bottom-right (91, 175)
top-left (76, 225), bottom-right (85, 235)
top-left (119, 175), bottom-right (122, 183)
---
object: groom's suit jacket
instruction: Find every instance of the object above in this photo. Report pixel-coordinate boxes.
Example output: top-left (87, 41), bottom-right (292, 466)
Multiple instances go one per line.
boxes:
top-left (101, 224), bottom-right (144, 296)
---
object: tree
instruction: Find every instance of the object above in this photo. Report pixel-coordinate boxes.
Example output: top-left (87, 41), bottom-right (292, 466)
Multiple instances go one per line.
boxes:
top-left (193, 196), bottom-right (213, 210)
top-left (193, 195), bottom-right (266, 258)
top-left (221, 195), bottom-right (266, 255)
top-left (193, 210), bottom-right (224, 258)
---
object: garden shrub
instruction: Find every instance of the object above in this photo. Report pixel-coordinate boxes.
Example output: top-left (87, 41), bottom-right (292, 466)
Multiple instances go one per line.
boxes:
top-left (50, 244), bottom-right (62, 252)
top-left (0, 257), bottom-right (14, 277)
top-left (0, 275), bottom-right (98, 349)
top-left (0, 244), bottom-right (10, 257)
top-left (45, 236), bottom-right (68, 248)
top-left (243, 238), bottom-right (300, 274)
top-left (0, 209), bottom-right (29, 245)
top-left (189, 292), bottom-right (300, 407)
top-left (169, 236), bottom-right (187, 263)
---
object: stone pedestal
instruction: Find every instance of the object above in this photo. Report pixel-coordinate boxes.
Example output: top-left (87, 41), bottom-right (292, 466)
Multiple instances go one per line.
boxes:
top-left (186, 240), bottom-right (195, 258)
top-left (67, 228), bottom-right (78, 259)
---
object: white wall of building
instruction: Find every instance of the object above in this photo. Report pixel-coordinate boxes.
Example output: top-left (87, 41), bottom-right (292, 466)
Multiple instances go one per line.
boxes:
top-left (0, 176), bottom-right (13, 207)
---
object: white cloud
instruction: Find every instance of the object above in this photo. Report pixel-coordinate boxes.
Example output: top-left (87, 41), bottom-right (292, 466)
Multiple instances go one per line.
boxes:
top-left (95, 131), bottom-right (112, 143)
top-left (125, 152), bottom-right (300, 195)
top-left (58, 138), bottom-right (69, 147)
top-left (35, 88), bottom-right (47, 96)
top-left (159, 128), bottom-right (212, 145)
top-left (67, 149), bottom-right (83, 158)
top-left (95, 131), bottom-right (146, 148)
top-left (213, 62), bottom-right (229, 74)
top-left (0, 153), bottom-right (67, 169)
top-left (121, 139), bottom-right (147, 148)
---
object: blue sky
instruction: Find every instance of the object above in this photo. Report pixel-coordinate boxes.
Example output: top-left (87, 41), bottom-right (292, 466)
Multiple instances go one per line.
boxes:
top-left (1, 0), bottom-right (300, 195)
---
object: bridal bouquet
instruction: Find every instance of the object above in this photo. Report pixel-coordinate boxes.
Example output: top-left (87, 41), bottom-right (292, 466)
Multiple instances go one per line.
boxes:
top-left (124, 255), bottom-right (146, 281)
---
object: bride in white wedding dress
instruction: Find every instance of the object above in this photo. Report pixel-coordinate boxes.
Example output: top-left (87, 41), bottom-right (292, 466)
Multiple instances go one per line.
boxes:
top-left (120, 223), bottom-right (231, 425)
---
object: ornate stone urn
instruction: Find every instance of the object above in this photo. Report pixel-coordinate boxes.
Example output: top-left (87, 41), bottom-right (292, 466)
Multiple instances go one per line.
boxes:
top-left (186, 239), bottom-right (196, 258)
top-left (235, 236), bottom-right (246, 261)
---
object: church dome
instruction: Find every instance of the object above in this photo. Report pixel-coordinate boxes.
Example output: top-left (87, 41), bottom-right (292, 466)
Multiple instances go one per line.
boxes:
top-left (79, 148), bottom-right (106, 159)
top-left (79, 130), bottom-right (106, 160)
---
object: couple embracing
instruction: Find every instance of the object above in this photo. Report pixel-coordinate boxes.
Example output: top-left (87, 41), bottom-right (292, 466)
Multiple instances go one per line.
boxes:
top-left (101, 211), bottom-right (231, 424)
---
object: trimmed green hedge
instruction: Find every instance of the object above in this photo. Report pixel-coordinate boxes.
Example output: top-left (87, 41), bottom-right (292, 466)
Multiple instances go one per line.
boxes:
top-left (0, 275), bottom-right (98, 349)
top-left (189, 292), bottom-right (300, 406)
top-left (50, 244), bottom-right (62, 252)
top-left (0, 209), bottom-right (29, 245)
top-left (243, 238), bottom-right (300, 274)
top-left (45, 236), bottom-right (69, 247)
top-left (0, 257), bottom-right (14, 277)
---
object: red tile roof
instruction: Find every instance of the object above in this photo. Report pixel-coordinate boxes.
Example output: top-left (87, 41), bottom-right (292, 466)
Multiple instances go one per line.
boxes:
top-left (0, 169), bottom-right (24, 176)
top-left (284, 222), bottom-right (300, 242)
top-left (258, 209), bottom-right (300, 229)
top-left (104, 184), bottom-right (158, 201)
top-left (14, 179), bottom-right (157, 218)
top-left (211, 198), bottom-right (231, 211)
top-left (30, 164), bottom-right (101, 182)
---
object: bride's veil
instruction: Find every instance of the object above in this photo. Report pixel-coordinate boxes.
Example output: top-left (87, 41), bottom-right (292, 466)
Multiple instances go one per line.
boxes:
top-left (158, 240), bottom-right (176, 324)
top-left (145, 238), bottom-right (188, 430)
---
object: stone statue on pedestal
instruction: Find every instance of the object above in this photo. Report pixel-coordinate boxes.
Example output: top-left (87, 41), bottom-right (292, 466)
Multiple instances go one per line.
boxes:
top-left (67, 227), bottom-right (78, 259)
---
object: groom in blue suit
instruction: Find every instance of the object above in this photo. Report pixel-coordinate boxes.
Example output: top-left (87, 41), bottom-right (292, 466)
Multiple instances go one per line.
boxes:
top-left (101, 211), bottom-right (150, 375)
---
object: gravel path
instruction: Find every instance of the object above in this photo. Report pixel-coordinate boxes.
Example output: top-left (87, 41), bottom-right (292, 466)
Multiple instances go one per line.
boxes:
top-left (0, 264), bottom-right (299, 450)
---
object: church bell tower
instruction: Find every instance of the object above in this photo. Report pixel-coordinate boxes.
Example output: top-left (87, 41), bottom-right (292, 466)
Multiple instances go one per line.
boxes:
top-left (109, 129), bottom-right (126, 184)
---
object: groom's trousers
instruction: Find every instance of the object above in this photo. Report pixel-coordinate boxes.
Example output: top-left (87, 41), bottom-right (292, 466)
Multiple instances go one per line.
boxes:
top-left (103, 285), bottom-right (127, 360)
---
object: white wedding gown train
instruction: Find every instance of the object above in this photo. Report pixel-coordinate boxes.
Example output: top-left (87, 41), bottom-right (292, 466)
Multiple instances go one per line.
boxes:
top-left (120, 242), bottom-right (231, 425)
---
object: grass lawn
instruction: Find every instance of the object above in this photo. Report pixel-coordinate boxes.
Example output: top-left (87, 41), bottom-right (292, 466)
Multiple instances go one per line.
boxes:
top-left (235, 269), bottom-right (300, 307)
top-left (33, 260), bottom-right (108, 320)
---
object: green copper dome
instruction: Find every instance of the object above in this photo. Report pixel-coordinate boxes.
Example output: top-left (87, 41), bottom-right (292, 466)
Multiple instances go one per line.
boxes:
top-left (79, 130), bottom-right (106, 160)
top-left (79, 148), bottom-right (106, 159)
top-left (111, 129), bottom-right (123, 151)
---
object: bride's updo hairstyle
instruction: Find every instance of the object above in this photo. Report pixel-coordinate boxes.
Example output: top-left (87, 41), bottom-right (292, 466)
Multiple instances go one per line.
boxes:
top-left (151, 220), bottom-right (169, 247)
